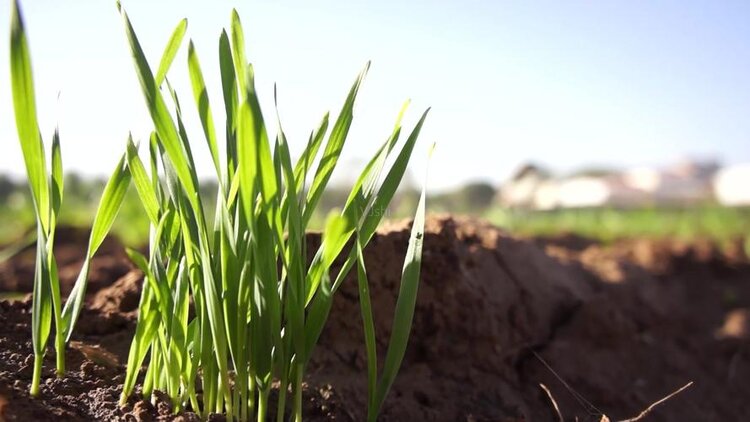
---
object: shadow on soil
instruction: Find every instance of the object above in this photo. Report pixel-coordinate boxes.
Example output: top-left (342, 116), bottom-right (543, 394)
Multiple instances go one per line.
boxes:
top-left (0, 216), bottom-right (748, 421)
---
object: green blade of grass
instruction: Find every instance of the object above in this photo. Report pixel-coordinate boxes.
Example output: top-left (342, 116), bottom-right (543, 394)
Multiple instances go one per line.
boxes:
top-left (198, 246), bottom-right (233, 414)
top-left (10, 0), bottom-right (67, 391)
top-left (62, 153), bottom-right (132, 340)
top-left (303, 109), bottom-right (430, 366)
top-left (274, 97), bottom-right (304, 297)
top-left (250, 213), bottom-right (280, 392)
top-left (304, 107), bottom-right (428, 304)
top-left (127, 248), bottom-right (171, 317)
top-left (334, 109), bottom-right (430, 293)
top-left (347, 99), bottom-right (410, 213)
top-left (302, 63), bottom-right (369, 226)
top-left (243, 85), bottom-right (284, 412)
top-left (48, 131), bottom-right (65, 375)
top-left (236, 99), bottom-right (258, 225)
top-left (229, 10), bottom-right (247, 100)
top-left (274, 100), bottom-right (307, 421)
top-left (302, 213), bottom-right (350, 362)
top-left (155, 18), bottom-right (188, 86)
top-left (219, 29), bottom-right (238, 182)
top-left (187, 40), bottom-right (222, 181)
top-left (359, 109), bottom-right (430, 246)
top-left (47, 242), bottom-right (64, 375)
top-left (118, 6), bottom-right (200, 212)
top-left (216, 197), bottom-right (240, 369)
top-left (293, 112), bottom-right (329, 197)
top-left (335, 99), bottom-right (409, 244)
top-left (148, 132), bottom-right (164, 204)
top-left (126, 136), bottom-right (160, 225)
top-left (50, 127), bottom-right (63, 219)
top-left (355, 236), bottom-right (378, 418)
top-left (10, 0), bottom-right (50, 234)
top-left (120, 283), bottom-right (160, 403)
top-left (166, 79), bottom-right (202, 190)
top-left (245, 67), bottom-right (279, 227)
top-left (29, 227), bottom-right (52, 395)
top-left (168, 259), bottom-right (190, 385)
top-left (322, 109), bottom-right (429, 301)
top-left (371, 144), bottom-right (433, 417)
top-left (303, 269), bottom-right (332, 363)
top-left (227, 166), bottom-right (241, 208)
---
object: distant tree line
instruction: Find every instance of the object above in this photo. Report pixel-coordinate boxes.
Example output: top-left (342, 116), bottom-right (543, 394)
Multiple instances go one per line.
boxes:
top-left (0, 173), bottom-right (500, 227)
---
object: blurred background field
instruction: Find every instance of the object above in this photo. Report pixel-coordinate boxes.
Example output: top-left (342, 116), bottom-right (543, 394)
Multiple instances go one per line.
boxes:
top-left (1, 169), bottom-right (748, 251)
top-left (2, 0), bottom-right (749, 259)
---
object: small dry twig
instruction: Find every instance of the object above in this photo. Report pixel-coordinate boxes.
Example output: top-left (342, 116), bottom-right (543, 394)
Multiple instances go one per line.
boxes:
top-left (616, 381), bottom-right (694, 422)
top-left (539, 383), bottom-right (564, 422)
top-left (534, 351), bottom-right (694, 422)
top-left (533, 351), bottom-right (603, 416)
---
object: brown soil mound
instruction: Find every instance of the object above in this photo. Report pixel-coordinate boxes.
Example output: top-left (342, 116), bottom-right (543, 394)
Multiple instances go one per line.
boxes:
top-left (0, 217), bottom-right (748, 421)
top-left (0, 226), bottom-right (132, 296)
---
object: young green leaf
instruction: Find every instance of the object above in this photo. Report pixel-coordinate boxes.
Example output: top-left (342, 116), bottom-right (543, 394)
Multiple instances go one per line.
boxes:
top-left (293, 112), bottom-right (329, 196)
top-left (229, 10), bottom-right (247, 98)
top-left (187, 40), bottom-right (222, 181)
top-left (119, 7), bottom-right (200, 210)
top-left (155, 18), bottom-right (188, 86)
top-left (10, 0), bottom-right (65, 394)
top-left (356, 237), bottom-right (378, 417)
top-left (62, 154), bottom-right (132, 340)
top-left (372, 144), bottom-right (433, 417)
top-left (10, 0), bottom-right (50, 234)
top-left (29, 227), bottom-right (52, 396)
top-left (51, 128), bottom-right (64, 219)
top-left (303, 63), bottom-right (369, 226)
top-left (218, 29), bottom-right (238, 181)
top-left (126, 136), bottom-right (160, 225)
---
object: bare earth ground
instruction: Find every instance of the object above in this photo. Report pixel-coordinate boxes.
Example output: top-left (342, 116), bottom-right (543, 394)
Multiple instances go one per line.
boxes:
top-left (0, 216), bottom-right (748, 421)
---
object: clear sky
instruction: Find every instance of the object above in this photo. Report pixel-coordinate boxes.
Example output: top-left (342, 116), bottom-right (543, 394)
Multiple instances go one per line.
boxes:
top-left (1, 0), bottom-right (749, 191)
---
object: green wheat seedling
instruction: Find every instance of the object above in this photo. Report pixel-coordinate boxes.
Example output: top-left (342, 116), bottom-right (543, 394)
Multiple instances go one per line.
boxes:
top-left (115, 2), bottom-right (431, 421)
top-left (9, 0), bottom-right (132, 396)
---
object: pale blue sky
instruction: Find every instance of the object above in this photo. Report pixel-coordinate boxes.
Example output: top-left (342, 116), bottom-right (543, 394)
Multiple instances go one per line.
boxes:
top-left (2, 0), bottom-right (749, 191)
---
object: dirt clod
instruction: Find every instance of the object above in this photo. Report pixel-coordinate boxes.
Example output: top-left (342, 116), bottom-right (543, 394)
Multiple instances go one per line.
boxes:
top-left (1, 219), bottom-right (749, 421)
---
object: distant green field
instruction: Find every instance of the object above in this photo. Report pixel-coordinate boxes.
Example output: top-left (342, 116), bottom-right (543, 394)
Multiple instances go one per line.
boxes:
top-left (484, 205), bottom-right (750, 246)
top-left (0, 291), bottom-right (27, 301)
top-left (0, 186), bottom-right (149, 247)
top-left (2, 181), bottom-right (749, 253)
top-left (0, 183), bottom-right (418, 248)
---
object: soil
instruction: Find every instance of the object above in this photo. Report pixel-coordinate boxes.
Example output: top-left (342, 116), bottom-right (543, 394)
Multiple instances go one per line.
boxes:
top-left (0, 216), bottom-right (748, 421)
top-left (0, 226), bottom-right (131, 296)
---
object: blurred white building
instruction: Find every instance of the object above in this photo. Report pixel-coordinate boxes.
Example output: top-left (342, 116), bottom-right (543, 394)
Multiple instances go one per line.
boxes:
top-left (714, 164), bottom-right (750, 206)
top-left (622, 160), bottom-right (717, 205)
top-left (500, 159), bottom-right (726, 210)
top-left (498, 164), bottom-right (550, 209)
top-left (532, 180), bottom-right (560, 210)
top-left (556, 176), bottom-right (650, 208)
